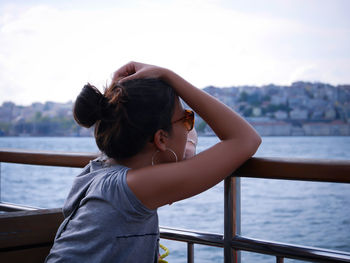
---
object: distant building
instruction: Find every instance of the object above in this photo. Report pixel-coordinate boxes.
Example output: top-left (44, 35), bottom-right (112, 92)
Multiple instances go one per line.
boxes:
top-left (271, 95), bottom-right (287, 105)
top-left (324, 107), bottom-right (336, 120)
top-left (251, 121), bottom-right (292, 136)
top-left (310, 108), bottom-right (324, 120)
top-left (289, 108), bottom-right (308, 120)
top-left (303, 121), bottom-right (350, 136)
top-left (288, 97), bottom-right (304, 108)
top-left (303, 123), bottom-right (331, 136)
top-left (246, 117), bottom-right (272, 123)
top-left (274, 111), bottom-right (288, 120)
top-left (252, 107), bottom-right (262, 117)
top-left (307, 99), bottom-right (328, 109)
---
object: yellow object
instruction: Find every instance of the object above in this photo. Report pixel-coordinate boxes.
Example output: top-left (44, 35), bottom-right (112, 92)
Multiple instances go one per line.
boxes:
top-left (158, 243), bottom-right (169, 263)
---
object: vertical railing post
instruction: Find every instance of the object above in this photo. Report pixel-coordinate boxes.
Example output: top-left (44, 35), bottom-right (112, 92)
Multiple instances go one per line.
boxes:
top-left (224, 175), bottom-right (241, 263)
top-left (224, 176), bottom-right (233, 263)
top-left (187, 242), bottom-right (194, 263)
top-left (234, 176), bottom-right (241, 263)
top-left (276, 256), bottom-right (284, 263)
top-left (0, 162), bottom-right (2, 202)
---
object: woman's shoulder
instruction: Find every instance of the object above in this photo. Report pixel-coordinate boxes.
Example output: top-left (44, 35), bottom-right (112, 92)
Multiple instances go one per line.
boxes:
top-left (90, 165), bottom-right (156, 215)
top-left (89, 163), bottom-right (129, 188)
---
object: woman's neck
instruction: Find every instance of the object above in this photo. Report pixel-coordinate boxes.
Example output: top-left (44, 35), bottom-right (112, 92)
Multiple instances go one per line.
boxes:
top-left (108, 148), bottom-right (154, 169)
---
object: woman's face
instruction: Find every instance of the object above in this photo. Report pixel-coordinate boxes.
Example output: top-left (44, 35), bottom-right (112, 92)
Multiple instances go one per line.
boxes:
top-left (167, 97), bottom-right (189, 162)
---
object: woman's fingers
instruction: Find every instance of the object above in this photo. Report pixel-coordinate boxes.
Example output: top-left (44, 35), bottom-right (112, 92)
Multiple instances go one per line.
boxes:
top-left (113, 61), bottom-right (165, 83)
top-left (112, 62), bottom-right (137, 83)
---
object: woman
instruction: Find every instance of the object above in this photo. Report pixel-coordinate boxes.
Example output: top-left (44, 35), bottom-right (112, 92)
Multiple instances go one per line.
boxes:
top-left (46, 62), bottom-right (261, 262)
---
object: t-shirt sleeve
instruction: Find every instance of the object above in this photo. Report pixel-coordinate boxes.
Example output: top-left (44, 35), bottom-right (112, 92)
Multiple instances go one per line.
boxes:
top-left (100, 167), bottom-right (156, 218)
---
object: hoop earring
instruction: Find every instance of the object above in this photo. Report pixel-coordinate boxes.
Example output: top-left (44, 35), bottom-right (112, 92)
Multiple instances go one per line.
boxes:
top-left (151, 148), bottom-right (178, 166)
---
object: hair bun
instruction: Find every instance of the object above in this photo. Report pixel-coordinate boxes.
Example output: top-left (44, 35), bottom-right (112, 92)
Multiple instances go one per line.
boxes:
top-left (73, 83), bottom-right (104, 128)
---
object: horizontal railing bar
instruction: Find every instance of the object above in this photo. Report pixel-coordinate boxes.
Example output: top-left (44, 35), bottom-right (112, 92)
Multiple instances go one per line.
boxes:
top-left (160, 227), bottom-right (224, 248)
top-left (0, 202), bottom-right (41, 212)
top-left (0, 208), bottom-right (62, 219)
top-left (0, 207), bottom-right (348, 263)
top-left (233, 157), bottom-right (350, 183)
top-left (159, 227), bottom-right (350, 263)
top-left (0, 148), bottom-right (98, 168)
top-left (1, 149), bottom-right (350, 183)
top-left (232, 235), bottom-right (350, 263)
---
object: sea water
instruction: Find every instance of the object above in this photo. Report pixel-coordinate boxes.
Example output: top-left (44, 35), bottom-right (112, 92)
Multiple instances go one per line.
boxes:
top-left (0, 136), bottom-right (349, 262)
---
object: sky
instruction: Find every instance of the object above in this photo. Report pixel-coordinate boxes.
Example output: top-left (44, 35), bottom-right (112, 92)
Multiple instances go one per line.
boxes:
top-left (0, 0), bottom-right (349, 105)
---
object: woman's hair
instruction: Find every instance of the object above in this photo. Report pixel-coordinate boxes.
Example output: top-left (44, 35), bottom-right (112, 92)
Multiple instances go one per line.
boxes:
top-left (73, 78), bottom-right (176, 160)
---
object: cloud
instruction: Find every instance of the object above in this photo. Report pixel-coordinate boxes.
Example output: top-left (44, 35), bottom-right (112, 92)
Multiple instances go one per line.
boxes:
top-left (0, 1), bottom-right (349, 105)
top-left (289, 58), bottom-right (350, 86)
top-left (289, 64), bottom-right (320, 83)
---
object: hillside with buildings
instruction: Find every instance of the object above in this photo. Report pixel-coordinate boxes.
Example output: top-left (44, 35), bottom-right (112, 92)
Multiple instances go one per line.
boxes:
top-left (0, 81), bottom-right (349, 136)
top-left (198, 81), bottom-right (350, 136)
top-left (0, 101), bottom-right (87, 136)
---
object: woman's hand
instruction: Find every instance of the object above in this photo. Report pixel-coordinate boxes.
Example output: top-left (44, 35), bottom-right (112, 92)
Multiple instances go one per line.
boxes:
top-left (112, 61), bottom-right (168, 83)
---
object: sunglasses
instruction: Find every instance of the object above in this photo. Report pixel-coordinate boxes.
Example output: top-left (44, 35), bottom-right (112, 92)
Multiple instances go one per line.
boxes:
top-left (171, 109), bottom-right (195, 131)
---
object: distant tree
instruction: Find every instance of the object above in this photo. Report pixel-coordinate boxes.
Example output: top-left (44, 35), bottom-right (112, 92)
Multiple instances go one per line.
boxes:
top-left (34, 111), bottom-right (42, 120)
top-left (0, 122), bottom-right (10, 135)
top-left (239, 91), bottom-right (261, 106)
top-left (243, 107), bottom-right (253, 117)
top-left (239, 91), bottom-right (248, 102)
top-left (264, 104), bottom-right (290, 114)
top-left (262, 95), bottom-right (271, 102)
top-left (195, 120), bottom-right (207, 133)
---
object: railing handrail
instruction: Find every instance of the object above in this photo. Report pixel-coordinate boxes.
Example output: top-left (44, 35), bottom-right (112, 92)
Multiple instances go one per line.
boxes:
top-left (0, 148), bottom-right (98, 168)
top-left (234, 157), bottom-right (350, 183)
top-left (1, 148), bottom-right (349, 183)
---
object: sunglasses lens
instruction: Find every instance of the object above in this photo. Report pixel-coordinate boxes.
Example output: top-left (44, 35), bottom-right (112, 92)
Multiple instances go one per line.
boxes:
top-left (183, 110), bottom-right (194, 131)
top-left (184, 120), bottom-right (191, 131)
top-left (171, 110), bottom-right (194, 131)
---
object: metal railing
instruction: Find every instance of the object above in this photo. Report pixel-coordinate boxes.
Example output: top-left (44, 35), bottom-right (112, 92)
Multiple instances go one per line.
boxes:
top-left (1, 148), bottom-right (350, 263)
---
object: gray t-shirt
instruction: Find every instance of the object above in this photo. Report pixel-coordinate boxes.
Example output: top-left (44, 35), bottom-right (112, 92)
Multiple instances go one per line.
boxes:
top-left (45, 158), bottom-right (159, 263)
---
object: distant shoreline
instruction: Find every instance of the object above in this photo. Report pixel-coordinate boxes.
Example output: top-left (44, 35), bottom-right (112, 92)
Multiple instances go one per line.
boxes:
top-left (1, 134), bottom-right (349, 138)
top-left (1, 81), bottom-right (349, 136)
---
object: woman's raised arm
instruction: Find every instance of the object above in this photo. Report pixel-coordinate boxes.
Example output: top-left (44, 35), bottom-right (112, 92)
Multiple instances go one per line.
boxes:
top-left (117, 62), bottom-right (262, 209)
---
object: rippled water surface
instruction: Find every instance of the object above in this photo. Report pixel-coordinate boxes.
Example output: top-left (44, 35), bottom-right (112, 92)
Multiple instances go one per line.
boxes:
top-left (1, 136), bottom-right (349, 262)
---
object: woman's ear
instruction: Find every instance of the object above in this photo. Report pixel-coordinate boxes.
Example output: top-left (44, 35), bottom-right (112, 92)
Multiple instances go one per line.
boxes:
top-left (153, 129), bottom-right (169, 151)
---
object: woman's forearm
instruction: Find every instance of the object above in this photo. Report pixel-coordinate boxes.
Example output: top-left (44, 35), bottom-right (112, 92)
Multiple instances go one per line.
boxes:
top-left (162, 69), bottom-right (261, 145)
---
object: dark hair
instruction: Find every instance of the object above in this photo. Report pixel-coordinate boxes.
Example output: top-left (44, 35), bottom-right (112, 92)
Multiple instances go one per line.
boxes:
top-left (73, 78), bottom-right (176, 160)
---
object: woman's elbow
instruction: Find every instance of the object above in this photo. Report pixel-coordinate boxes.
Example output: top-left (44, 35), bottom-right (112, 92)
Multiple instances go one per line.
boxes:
top-left (255, 133), bottom-right (262, 148)
top-left (247, 133), bottom-right (262, 157)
